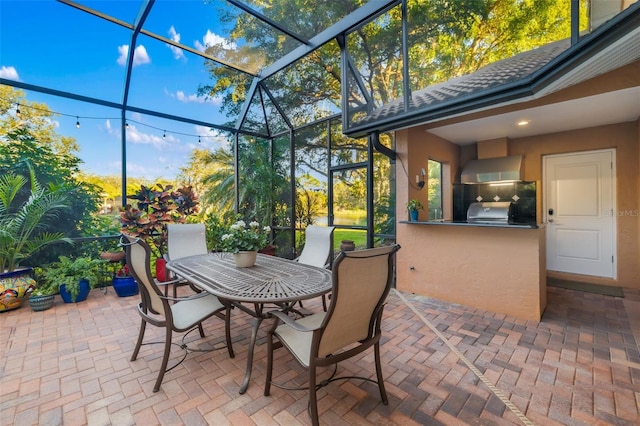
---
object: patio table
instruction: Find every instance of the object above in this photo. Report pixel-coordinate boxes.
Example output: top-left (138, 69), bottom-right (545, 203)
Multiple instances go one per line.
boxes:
top-left (166, 252), bottom-right (332, 394)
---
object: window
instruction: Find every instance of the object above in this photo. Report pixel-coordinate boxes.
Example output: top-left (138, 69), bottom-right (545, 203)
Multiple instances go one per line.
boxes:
top-left (428, 159), bottom-right (442, 220)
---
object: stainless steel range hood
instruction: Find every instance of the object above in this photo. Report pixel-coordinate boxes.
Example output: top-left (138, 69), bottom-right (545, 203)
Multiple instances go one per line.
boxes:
top-left (461, 155), bottom-right (523, 184)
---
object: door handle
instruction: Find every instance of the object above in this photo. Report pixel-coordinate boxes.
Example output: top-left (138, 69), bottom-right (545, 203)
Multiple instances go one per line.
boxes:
top-left (548, 218), bottom-right (554, 223)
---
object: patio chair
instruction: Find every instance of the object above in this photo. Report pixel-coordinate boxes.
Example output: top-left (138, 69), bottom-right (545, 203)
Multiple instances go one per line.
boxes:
top-left (121, 234), bottom-right (234, 393)
top-left (264, 244), bottom-right (401, 426)
top-left (296, 225), bottom-right (335, 268)
top-left (165, 223), bottom-right (208, 298)
top-left (296, 225), bottom-right (335, 310)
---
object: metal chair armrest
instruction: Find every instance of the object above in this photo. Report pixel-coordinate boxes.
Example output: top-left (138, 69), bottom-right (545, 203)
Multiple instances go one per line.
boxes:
top-left (268, 310), bottom-right (320, 332)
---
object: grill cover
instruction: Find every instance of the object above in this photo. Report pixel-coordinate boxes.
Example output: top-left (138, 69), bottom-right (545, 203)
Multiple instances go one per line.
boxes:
top-left (467, 202), bottom-right (513, 224)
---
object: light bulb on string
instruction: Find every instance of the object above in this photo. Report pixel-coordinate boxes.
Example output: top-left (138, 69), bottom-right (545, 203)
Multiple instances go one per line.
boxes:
top-left (163, 131), bottom-right (166, 140)
top-left (198, 136), bottom-right (201, 144)
top-left (15, 104), bottom-right (21, 118)
top-left (76, 117), bottom-right (80, 128)
top-left (125, 121), bottom-right (129, 128)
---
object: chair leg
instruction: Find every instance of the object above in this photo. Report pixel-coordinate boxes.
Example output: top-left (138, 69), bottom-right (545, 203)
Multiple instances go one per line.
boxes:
top-left (374, 341), bottom-right (388, 405)
top-left (309, 364), bottom-right (319, 426)
top-left (264, 332), bottom-right (273, 396)
top-left (224, 305), bottom-right (235, 358)
top-left (131, 319), bottom-right (147, 361)
top-left (197, 323), bottom-right (205, 338)
top-left (154, 327), bottom-right (173, 392)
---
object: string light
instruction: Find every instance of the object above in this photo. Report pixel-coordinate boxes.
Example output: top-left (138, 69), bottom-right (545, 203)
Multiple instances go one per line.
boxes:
top-left (1, 98), bottom-right (228, 144)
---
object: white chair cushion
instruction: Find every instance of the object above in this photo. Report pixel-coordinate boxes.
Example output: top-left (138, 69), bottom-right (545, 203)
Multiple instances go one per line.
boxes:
top-left (275, 312), bottom-right (326, 367)
top-left (171, 294), bottom-right (225, 330)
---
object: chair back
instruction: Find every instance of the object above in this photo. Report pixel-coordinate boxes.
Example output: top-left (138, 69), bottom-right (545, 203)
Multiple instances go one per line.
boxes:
top-left (317, 244), bottom-right (400, 358)
top-left (167, 223), bottom-right (208, 260)
top-left (122, 234), bottom-right (167, 316)
top-left (297, 225), bottom-right (335, 268)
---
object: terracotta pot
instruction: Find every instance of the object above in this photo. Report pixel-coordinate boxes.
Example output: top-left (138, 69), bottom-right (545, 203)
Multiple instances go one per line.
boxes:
top-left (100, 251), bottom-right (126, 262)
top-left (340, 240), bottom-right (355, 251)
top-left (233, 251), bottom-right (258, 268)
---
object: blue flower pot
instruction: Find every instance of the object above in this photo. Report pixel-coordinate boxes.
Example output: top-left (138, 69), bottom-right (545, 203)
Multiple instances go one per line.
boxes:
top-left (409, 209), bottom-right (419, 221)
top-left (112, 276), bottom-right (138, 297)
top-left (60, 279), bottom-right (91, 303)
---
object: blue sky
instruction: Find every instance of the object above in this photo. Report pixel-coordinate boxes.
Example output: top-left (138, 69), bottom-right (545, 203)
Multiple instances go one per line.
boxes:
top-left (0, 1), bottom-right (243, 180)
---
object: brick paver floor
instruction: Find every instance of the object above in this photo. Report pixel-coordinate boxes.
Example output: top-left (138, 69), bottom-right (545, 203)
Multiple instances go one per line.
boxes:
top-left (1, 284), bottom-right (639, 425)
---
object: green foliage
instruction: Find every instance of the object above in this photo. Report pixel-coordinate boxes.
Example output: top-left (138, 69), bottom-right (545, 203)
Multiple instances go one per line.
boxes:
top-left (119, 183), bottom-right (199, 256)
top-left (203, 213), bottom-right (236, 251)
top-left (40, 256), bottom-right (103, 302)
top-left (0, 128), bottom-right (102, 265)
top-left (0, 164), bottom-right (72, 272)
top-left (31, 267), bottom-right (58, 296)
top-left (218, 220), bottom-right (271, 253)
top-left (406, 199), bottom-right (424, 212)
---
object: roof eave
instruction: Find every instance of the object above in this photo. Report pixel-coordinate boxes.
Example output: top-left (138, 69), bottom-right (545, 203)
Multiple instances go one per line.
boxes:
top-left (345, 3), bottom-right (640, 139)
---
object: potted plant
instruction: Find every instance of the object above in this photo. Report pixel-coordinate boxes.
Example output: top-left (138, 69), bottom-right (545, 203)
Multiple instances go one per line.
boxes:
top-left (111, 263), bottom-right (138, 297)
top-left (119, 183), bottom-right (198, 280)
top-left (27, 267), bottom-right (57, 311)
top-left (41, 256), bottom-right (103, 303)
top-left (0, 165), bottom-right (71, 312)
top-left (406, 199), bottom-right (424, 221)
top-left (218, 220), bottom-right (271, 267)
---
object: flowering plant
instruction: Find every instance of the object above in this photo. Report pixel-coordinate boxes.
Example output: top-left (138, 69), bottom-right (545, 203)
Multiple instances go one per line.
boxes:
top-left (115, 264), bottom-right (130, 277)
top-left (219, 220), bottom-right (271, 253)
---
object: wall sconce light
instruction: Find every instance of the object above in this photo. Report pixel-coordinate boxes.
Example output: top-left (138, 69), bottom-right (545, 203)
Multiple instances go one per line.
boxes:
top-left (416, 168), bottom-right (426, 189)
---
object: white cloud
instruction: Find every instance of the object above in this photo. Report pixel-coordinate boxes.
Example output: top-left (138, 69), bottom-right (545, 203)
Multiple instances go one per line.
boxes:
top-left (167, 26), bottom-right (185, 60)
top-left (0, 66), bottom-right (19, 80)
top-left (117, 45), bottom-right (151, 66)
top-left (163, 88), bottom-right (222, 105)
top-left (125, 123), bottom-right (168, 149)
top-left (188, 125), bottom-right (230, 149)
top-left (172, 89), bottom-right (222, 106)
top-left (194, 30), bottom-right (236, 52)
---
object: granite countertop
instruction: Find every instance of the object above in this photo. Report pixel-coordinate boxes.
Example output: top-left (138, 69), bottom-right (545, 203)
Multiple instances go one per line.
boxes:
top-left (399, 220), bottom-right (540, 229)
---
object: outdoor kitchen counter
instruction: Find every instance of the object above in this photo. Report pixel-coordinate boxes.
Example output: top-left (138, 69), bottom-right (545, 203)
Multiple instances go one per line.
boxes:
top-left (399, 220), bottom-right (540, 229)
top-left (396, 221), bottom-right (546, 321)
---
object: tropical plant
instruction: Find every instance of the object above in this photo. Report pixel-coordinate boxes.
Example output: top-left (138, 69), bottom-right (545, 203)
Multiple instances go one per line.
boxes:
top-left (218, 220), bottom-right (271, 253)
top-left (0, 165), bottom-right (71, 272)
top-left (0, 127), bottom-right (101, 265)
top-left (40, 256), bottom-right (103, 302)
top-left (31, 267), bottom-right (57, 296)
top-left (406, 199), bottom-right (424, 212)
top-left (119, 183), bottom-right (199, 257)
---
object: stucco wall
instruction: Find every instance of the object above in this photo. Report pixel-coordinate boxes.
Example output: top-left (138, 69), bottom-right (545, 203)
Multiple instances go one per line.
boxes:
top-left (396, 224), bottom-right (546, 321)
top-left (398, 128), bottom-right (460, 222)
top-left (396, 118), bottom-right (639, 292)
top-left (509, 121), bottom-right (639, 287)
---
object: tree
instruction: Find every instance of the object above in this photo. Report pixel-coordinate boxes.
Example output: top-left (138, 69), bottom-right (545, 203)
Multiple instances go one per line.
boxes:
top-left (0, 114), bottom-right (101, 265)
top-left (0, 85), bottom-right (79, 155)
top-left (199, 0), bottom-right (578, 124)
top-left (179, 147), bottom-right (236, 217)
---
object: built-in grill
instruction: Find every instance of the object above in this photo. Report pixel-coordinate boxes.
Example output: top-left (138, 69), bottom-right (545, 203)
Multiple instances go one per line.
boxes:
top-left (466, 201), bottom-right (514, 224)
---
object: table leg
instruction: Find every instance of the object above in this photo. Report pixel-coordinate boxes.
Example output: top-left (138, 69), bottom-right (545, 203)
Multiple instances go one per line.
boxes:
top-left (239, 316), bottom-right (263, 394)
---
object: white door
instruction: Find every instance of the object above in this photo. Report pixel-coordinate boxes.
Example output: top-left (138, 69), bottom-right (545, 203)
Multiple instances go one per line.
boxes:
top-left (544, 149), bottom-right (616, 278)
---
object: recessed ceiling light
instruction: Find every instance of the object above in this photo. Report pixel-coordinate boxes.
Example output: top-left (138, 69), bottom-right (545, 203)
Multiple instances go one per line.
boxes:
top-left (517, 120), bottom-right (530, 126)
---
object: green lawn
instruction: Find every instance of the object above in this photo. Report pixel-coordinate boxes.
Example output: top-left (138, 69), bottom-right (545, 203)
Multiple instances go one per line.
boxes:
top-left (333, 229), bottom-right (367, 251)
